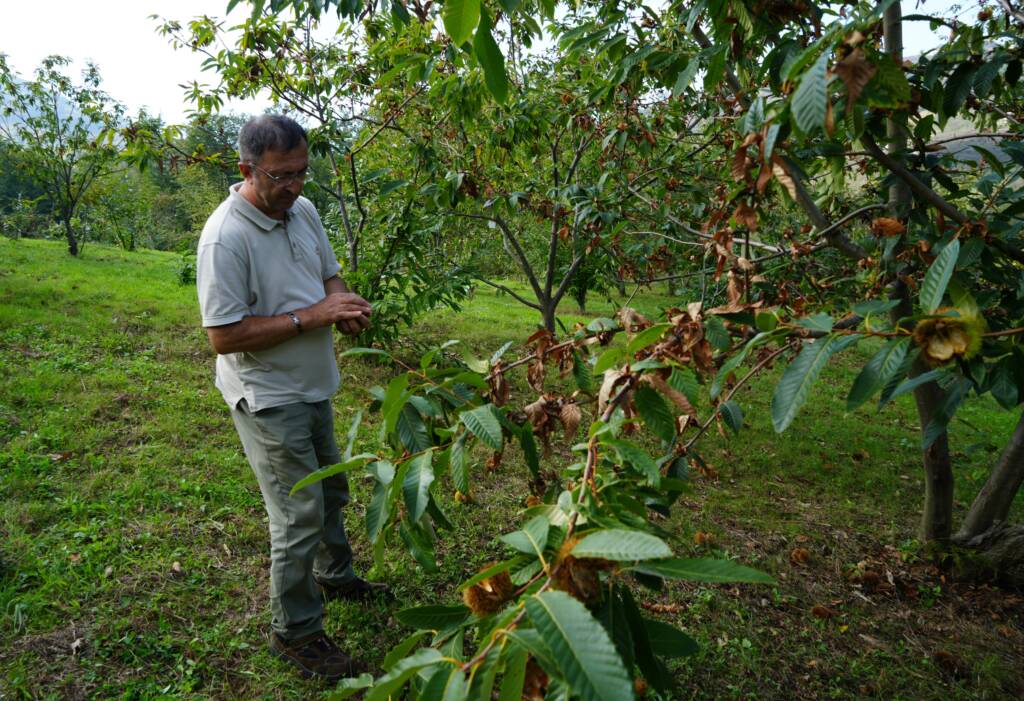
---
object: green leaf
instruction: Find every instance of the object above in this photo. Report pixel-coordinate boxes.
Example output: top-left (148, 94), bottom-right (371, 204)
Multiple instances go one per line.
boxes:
top-left (594, 347), bottom-right (624, 375)
top-left (797, 312), bottom-right (834, 333)
top-left (644, 618), bottom-right (699, 658)
top-left (718, 400), bottom-right (743, 434)
top-left (619, 587), bottom-right (670, 692)
top-left (886, 368), bottom-right (947, 403)
top-left (403, 452), bottom-right (434, 522)
top-left (847, 338), bottom-right (910, 410)
top-left (399, 518), bottom-right (439, 573)
top-left (461, 404), bottom-right (503, 450)
top-left (396, 605), bottom-right (472, 631)
top-left (920, 239), bottom-right (960, 312)
top-left (289, 453), bottom-right (375, 495)
top-left (398, 403), bottom-right (432, 452)
top-left (442, 0), bottom-right (480, 46)
top-left (365, 648), bottom-right (445, 701)
top-left (343, 409), bottom-right (362, 462)
top-left (672, 58), bottom-right (699, 98)
top-left (627, 323), bottom-right (671, 355)
top-left (458, 558), bottom-right (520, 592)
top-left (339, 347), bottom-right (392, 359)
top-left (771, 335), bottom-right (861, 432)
top-left (383, 373), bottom-right (411, 435)
top-left (704, 316), bottom-right (730, 352)
top-left (572, 351), bottom-right (595, 393)
top-left (792, 51), bottom-right (830, 134)
top-left (382, 631), bottom-right (428, 671)
top-left (572, 529), bottom-right (672, 561)
top-left (500, 515), bottom-right (549, 557)
top-left (631, 558), bottom-right (775, 584)
top-left (943, 62), bottom-right (978, 118)
top-left (633, 386), bottom-right (676, 442)
top-left (366, 481), bottom-right (391, 543)
top-left (497, 646), bottom-right (528, 701)
top-left (853, 299), bottom-right (900, 316)
top-left (605, 438), bottom-right (660, 486)
top-left (326, 673), bottom-right (375, 701)
top-left (668, 368), bottom-right (700, 405)
top-left (450, 434), bottom-right (469, 493)
top-left (518, 424), bottom-right (540, 478)
top-left (474, 8), bottom-right (509, 103)
top-left (525, 591), bottom-right (635, 701)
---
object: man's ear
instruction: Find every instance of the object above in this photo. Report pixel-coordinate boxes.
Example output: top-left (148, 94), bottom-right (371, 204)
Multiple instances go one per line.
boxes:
top-left (238, 161), bottom-right (252, 179)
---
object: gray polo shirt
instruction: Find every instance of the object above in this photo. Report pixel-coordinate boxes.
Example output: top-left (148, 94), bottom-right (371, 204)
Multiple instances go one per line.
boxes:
top-left (197, 183), bottom-right (342, 411)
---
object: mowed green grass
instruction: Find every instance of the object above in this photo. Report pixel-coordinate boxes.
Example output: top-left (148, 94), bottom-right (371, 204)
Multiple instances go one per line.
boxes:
top-left (0, 238), bottom-right (1021, 700)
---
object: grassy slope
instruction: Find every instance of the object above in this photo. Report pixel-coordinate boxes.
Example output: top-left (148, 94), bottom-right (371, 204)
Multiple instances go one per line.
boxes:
top-left (0, 238), bottom-right (1021, 700)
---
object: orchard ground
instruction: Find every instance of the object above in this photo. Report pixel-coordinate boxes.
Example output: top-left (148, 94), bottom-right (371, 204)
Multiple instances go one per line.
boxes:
top-left (0, 238), bottom-right (1021, 700)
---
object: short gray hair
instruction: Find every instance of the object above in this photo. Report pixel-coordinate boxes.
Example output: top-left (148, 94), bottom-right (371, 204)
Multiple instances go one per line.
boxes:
top-left (238, 114), bottom-right (307, 163)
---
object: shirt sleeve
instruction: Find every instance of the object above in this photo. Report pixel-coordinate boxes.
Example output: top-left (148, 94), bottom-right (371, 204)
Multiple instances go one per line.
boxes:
top-left (196, 241), bottom-right (250, 327)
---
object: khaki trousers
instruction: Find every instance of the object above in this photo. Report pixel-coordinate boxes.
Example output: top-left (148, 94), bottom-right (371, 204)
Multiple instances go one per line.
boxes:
top-left (230, 398), bottom-right (356, 640)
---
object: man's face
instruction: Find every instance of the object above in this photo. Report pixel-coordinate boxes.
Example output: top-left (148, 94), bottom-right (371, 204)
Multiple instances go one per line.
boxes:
top-left (241, 142), bottom-right (309, 219)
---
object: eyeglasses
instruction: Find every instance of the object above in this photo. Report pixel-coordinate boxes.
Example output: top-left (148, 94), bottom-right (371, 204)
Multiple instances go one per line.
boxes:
top-left (248, 162), bottom-right (310, 185)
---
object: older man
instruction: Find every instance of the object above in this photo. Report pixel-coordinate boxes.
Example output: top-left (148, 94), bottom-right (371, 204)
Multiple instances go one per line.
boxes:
top-left (196, 114), bottom-right (386, 681)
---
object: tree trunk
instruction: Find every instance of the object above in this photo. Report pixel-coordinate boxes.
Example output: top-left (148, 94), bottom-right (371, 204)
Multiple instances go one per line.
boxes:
top-left (883, 1), bottom-right (955, 544)
top-left (952, 524), bottom-right (1024, 590)
top-left (912, 358), bottom-right (956, 542)
top-left (63, 216), bottom-right (78, 256)
top-left (957, 410), bottom-right (1024, 539)
top-left (541, 303), bottom-right (556, 333)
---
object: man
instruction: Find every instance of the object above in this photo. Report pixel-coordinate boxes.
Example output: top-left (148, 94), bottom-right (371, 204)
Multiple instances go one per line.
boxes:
top-left (196, 114), bottom-right (387, 682)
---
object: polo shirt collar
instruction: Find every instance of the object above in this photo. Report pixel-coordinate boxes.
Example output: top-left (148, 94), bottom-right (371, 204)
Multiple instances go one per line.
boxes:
top-left (228, 182), bottom-right (288, 232)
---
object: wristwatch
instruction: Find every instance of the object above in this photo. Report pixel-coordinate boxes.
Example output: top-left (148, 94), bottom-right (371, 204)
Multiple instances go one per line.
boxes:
top-left (286, 311), bottom-right (303, 334)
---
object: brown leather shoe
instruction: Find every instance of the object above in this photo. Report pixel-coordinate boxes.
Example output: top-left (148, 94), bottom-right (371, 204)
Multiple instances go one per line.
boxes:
top-left (318, 577), bottom-right (393, 603)
top-left (269, 631), bottom-right (356, 681)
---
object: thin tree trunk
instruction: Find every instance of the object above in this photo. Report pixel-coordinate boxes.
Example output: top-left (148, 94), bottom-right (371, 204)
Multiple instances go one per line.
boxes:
top-left (957, 411), bottom-right (1024, 539)
top-left (882, 1), bottom-right (955, 543)
top-left (63, 216), bottom-right (78, 256)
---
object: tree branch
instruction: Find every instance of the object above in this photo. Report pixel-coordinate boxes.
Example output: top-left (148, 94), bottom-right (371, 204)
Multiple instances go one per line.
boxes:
top-left (473, 276), bottom-right (542, 310)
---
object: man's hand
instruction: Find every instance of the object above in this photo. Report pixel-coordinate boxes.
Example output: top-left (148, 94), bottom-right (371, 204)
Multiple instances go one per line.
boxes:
top-left (302, 292), bottom-right (372, 332)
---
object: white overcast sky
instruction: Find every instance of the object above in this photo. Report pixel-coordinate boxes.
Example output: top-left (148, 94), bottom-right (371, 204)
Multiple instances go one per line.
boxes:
top-left (0, 0), bottom-right (974, 125)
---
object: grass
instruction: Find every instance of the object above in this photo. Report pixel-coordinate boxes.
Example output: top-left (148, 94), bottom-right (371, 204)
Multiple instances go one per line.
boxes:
top-left (0, 237), bottom-right (1021, 700)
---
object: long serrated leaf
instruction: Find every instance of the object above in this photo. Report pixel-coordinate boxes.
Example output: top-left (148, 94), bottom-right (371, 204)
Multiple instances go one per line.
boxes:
top-left (497, 646), bottom-right (528, 701)
top-left (633, 386), bottom-right (676, 442)
top-left (631, 557), bottom-right (775, 584)
top-left (382, 631), bottom-right (428, 671)
top-left (627, 323), bottom-right (671, 355)
top-left (326, 673), bottom-right (375, 701)
top-left (771, 335), bottom-right (860, 432)
top-left (289, 454), bottom-right (375, 495)
top-left (343, 409), bottom-right (363, 462)
top-left (847, 338), bottom-right (910, 410)
top-left (718, 400), bottom-right (743, 434)
top-left (473, 8), bottom-right (509, 103)
top-left (887, 368), bottom-right (948, 403)
top-left (643, 618), bottom-right (699, 658)
top-left (572, 529), bottom-right (672, 561)
top-left (525, 591), bottom-right (635, 701)
top-left (518, 424), bottom-right (540, 478)
top-left (442, 0), bottom-right (480, 46)
top-left (500, 515), bottom-right (549, 557)
top-left (461, 404), bottom-right (503, 450)
top-left (398, 403), bottom-right (432, 452)
top-left (364, 648), bottom-right (445, 701)
top-left (920, 239), bottom-right (960, 312)
top-left (619, 586), bottom-right (670, 692)
top-left (605, 438), bottom-right (660, 486)
top-left (383, 373), bottom-right (411, 435)
top-left (403, 452), bottom-right (434, 522)
top-left (668, 368), bottom-right (700, 404)
top-left (396, 605), bottom-right (472, 631)
top-left (450, 434), bottom-right (469, 493)
top-left (366, 481), bottom-right (391, 543)
top-left (792, 51), bottom-right (830, 134)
